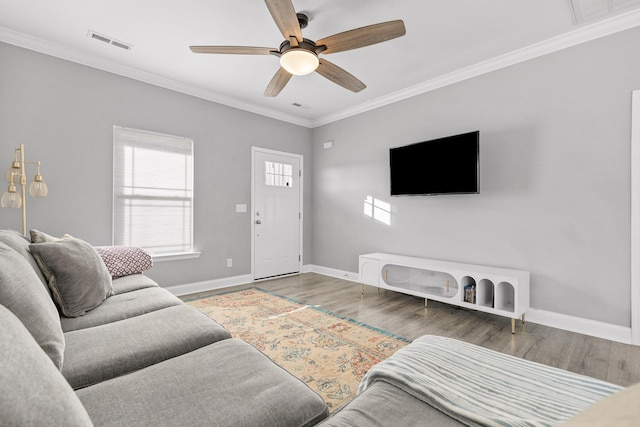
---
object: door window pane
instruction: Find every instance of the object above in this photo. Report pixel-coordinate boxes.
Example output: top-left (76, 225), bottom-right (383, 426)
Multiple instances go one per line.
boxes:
top-left (265, 161), bottom-right (293, 188)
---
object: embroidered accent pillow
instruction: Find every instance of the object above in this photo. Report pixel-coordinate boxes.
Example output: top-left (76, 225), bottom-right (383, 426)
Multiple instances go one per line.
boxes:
top-left (95, 246), bottom-right (153, 278)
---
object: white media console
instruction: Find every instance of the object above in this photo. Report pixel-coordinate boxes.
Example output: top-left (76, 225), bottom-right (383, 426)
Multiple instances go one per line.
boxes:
top-left (359, 253), bottom-right (530, 333)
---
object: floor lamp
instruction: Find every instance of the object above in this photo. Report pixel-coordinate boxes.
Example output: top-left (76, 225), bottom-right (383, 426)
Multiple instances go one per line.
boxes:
top-left (1, 144), bottom-right (48, 236)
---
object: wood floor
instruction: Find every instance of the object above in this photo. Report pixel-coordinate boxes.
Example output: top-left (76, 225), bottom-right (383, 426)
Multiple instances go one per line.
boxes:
top-left (182, 272), bottom-right (640, 387)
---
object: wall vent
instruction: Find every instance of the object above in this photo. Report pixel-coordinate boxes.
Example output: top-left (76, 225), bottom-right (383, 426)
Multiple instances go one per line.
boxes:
top-left (87, 30), bottom-right (132, 50)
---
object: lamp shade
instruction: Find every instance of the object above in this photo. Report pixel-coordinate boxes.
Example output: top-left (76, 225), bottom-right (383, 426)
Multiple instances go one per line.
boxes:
top-left (280, 49), bottom-right (319, 76)
top-left (1, 185), bottom-right (21, 209)
top-left (29, 179), bottom-right (48, 197)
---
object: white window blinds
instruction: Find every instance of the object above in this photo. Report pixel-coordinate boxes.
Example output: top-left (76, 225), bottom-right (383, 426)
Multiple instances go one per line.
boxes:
top-left (113, 126), bottom-right (194, 255)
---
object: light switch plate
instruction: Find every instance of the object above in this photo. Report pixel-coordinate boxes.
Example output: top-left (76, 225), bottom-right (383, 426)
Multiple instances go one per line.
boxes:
top-left (236, 204), bottom-right (247, 213)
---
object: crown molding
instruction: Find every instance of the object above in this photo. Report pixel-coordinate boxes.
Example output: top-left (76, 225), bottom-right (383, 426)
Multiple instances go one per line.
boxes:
top-left (0, 27), bottom-right (314, 128)
top-left (311, 8), bottom-right (640, 127)
top-left (2, 8), bottom-right (640, 129)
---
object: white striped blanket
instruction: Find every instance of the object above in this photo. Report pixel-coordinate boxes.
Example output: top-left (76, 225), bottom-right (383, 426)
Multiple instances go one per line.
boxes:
top-left (358, 335), bottom-right (623, 427)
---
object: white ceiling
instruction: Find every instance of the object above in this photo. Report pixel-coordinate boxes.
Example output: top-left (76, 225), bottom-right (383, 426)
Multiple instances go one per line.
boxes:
top-left (1, 0), bottom-right (640, 127)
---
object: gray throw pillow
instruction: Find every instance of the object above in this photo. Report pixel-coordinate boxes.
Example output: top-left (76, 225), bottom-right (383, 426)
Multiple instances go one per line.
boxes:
top-left (0, 242), bottom-right (65, 370)
top-left (0, 304), bottom-right (92, 426)
top-left (30, 237), bottom-right (114, 318)
top-left (30, 228), bottom-right (63, 243)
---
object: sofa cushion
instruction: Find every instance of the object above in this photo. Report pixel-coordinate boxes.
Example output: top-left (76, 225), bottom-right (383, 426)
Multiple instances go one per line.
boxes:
top-left (95, 246), bottom-right (153, 278)
top-left (77, 338), bottom-right (329, 427)
top-left (0, 229), bottom-right (48, 289)
top-left (318, 381), bottom-right (464, 427)
top-left (63, 305), bottom-right (231, 389)
top-left (30, 237), bottom-right (113, 317)
top-left (0, 242), bottom-right (65, 370)
top-left (60, 286), bottom-right (183, 332)
top-left (111, 273), bottom-right (158, 295)
top-left (560, 382), bottom-right (640, 426)
top-left (0, 304), bottom-right (92, 426)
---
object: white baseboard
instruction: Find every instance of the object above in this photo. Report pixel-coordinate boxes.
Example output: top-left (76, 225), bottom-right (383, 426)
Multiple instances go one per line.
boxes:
top-left (306, 264), bottom-right (359, 282)
top-left (525, 308), bottom-right (632, 345)
top-left (166, 266), bottom-right (359, 297)
top-left (165, 265), bottom-right (634, 345)
top-left (165, 274), bottom-right (253, 297)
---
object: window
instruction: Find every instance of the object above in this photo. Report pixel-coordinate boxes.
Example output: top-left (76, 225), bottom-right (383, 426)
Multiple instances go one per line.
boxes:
top-left (265, 161), bottom-right (293, 187)
top-left (113, 126), bottom-right (194, 256)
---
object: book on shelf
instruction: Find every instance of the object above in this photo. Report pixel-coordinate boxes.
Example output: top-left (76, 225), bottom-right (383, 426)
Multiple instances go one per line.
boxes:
top-left (464, 284), bottom-right (476, 304)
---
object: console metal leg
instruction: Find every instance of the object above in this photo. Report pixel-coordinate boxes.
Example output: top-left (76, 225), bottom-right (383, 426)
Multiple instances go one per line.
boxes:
top-left (522, 313), bottom-right (526, 324)
top-left (425, 298), bottom-right (428, 308)
top-left (361, 283), bottom-right (364, 295)
top-left (511, 318), bottom-right (516, 334)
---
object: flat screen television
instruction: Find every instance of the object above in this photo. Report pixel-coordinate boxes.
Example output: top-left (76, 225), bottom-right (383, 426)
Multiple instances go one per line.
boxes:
top-left (390, 131), bottom-right (479, 196)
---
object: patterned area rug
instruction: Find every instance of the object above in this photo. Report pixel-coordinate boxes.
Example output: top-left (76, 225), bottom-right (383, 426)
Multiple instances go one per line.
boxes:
top-left (185, 288), bottom-right (409, 412)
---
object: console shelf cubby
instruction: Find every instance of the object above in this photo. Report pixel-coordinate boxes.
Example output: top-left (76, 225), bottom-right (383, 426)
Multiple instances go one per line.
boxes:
top-left (359, 253), bottom-right (530, 333)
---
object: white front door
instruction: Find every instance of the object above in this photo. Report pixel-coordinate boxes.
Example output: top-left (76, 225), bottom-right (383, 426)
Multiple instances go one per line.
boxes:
top-left (252, 148), bottom-right (302, 280)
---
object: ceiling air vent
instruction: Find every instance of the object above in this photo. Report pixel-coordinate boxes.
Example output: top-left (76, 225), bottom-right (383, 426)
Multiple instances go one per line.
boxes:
top-left (87, 30), bottom-right (133, 50)
top-left (110, 40), bottom-right (132, 50)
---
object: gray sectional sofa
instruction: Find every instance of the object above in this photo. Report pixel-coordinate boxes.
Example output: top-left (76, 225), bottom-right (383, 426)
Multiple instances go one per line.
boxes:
top-left (3, 226), bottom-right (638, 427)
top-left (0, 229), bottom-right (329, 427)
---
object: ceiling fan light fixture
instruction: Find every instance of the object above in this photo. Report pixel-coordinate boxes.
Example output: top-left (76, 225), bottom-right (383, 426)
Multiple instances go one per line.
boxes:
top-left (189, 0), bottom-right (406, 96)
top-left (280, 49), bottom-right (319, 76)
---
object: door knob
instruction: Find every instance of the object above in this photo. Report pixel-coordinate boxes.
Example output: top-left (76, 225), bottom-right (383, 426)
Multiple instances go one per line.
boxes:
top-left (256, 220), bottom-right (262, 224)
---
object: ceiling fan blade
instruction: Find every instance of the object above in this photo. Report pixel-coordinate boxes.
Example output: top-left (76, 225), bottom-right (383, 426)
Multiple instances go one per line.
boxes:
top-left (264, 67), bottom-right (292, 97)
top-left (190, 46), bottom-right (275, 55)
top-left (317, 20), bottom-right (406, 54)
top-left (315, 59), bottom-right (366, 93)
top-left (264, 0), bottom-right (303, 42)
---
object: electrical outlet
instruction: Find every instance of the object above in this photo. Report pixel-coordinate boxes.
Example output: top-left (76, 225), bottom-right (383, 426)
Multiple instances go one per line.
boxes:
top-left (226, 258), bottom-right (232, 268)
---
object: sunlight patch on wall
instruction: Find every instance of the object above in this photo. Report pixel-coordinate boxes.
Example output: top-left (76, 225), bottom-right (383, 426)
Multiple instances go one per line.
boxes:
top-left (364, 195), bottom-right (392, 225)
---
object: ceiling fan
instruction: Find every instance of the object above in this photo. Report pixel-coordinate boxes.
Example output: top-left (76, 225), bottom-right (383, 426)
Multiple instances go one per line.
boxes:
top-left (189, 0), bottom-right (406, 97)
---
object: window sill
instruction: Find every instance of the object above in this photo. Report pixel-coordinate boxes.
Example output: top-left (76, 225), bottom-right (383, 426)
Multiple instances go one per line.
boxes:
top-left (151, 251), bottom-right (202, 262)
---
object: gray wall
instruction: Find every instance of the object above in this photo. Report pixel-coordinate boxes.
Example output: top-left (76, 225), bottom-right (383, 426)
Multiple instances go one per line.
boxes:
top-left (0, 41), bottom-right (313, 287)
top-left (2, 26), bottom-right (639, 328)
top-left (311, 27), bottom-right (640, 327)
